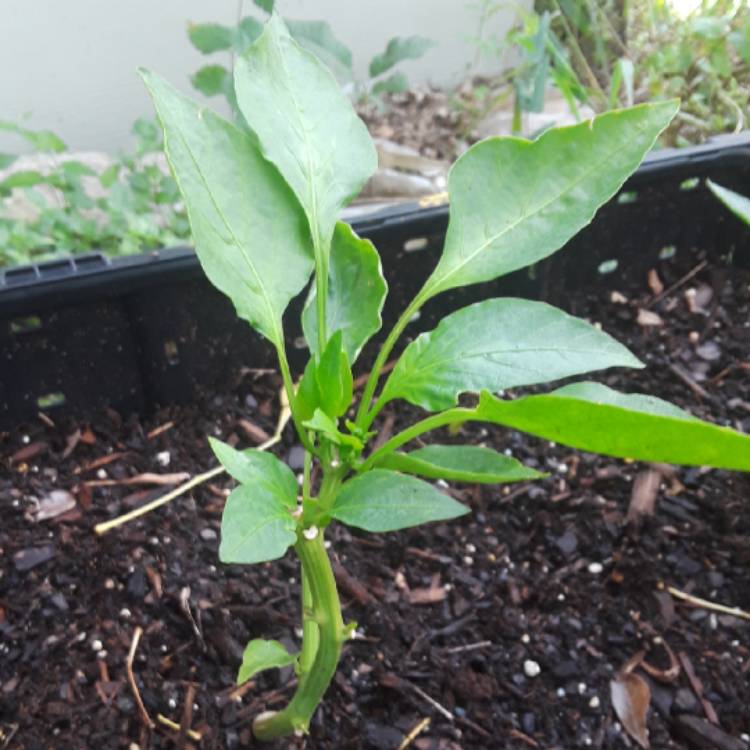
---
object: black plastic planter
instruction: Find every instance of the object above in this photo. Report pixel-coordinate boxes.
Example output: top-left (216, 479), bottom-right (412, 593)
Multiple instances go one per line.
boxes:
top-left (2, 132), bottom-right (750, 428)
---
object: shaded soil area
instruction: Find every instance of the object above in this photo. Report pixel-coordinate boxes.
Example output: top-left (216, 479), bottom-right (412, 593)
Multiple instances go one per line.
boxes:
top-left (1, 245), bottom-right (750, 750)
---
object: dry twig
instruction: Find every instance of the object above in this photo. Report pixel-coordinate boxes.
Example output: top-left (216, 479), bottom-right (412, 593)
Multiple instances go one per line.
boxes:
top-left (94, 387), bottom-right (290, 535)
top-left (126, 626), bottom-right (154, 730)
top-left (398, 717), bottom-right (430, 750)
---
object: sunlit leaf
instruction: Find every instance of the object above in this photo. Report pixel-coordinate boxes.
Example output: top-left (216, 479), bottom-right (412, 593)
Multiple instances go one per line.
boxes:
top-left (369, 36), bottom-right (435, 77)
top-left (238, 639), bottom-right (296, 684)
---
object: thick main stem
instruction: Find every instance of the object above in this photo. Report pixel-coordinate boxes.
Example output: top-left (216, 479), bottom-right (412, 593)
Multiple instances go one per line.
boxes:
top-left (253, 530), bottom-right (344, 741)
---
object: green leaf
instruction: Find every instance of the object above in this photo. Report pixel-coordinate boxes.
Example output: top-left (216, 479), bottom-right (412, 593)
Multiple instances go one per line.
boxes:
top-left (302, 222), bottom-right (387, 362)
top-left (0, 121), bottom-right (67, 153)
top-left (208, 438), bottom-right (297, 506)
top-left (369, 36), bottom-right (435, 78)
top-left (0, 170), bottom-right (45, 192)
top-left (191, 64), bottom-right (232, 97)
top-left (420, 102), bottom-right (678, 300)
top-left (237, 639), bottom-right (296, 684)
top-left (234, 16), bottom-right (263, 53)
top-left (141, 70), bottom-right (313, 347)
top-left (187, 22), bottom-right (233, 53)
top-left (234, 15), bottom-right (376, 248)
top-left (296, 330), bottom-right (353, 420)
top-left (286, 19), bottom-right (353, 75)
top-left (475, 383), bottom-right (750, 471)
top-left (219, 485), bottom-right (297, 564)
top-left (707, 180), bottom-right (750, 226)
top-left (331, 469), bottom-right (469, 532)
top-left (302, 409), bottom-right (362, 450)
top-left (380, 298), bottom-right (642, 411)
top-left (254, 0), bottom-right (275, 12)
top-left (371, 71), bottom-right (409, 96)
top-left (376, 445), bottom-right (545, 484)
top-left (0, 153), bottom-right (17, 169)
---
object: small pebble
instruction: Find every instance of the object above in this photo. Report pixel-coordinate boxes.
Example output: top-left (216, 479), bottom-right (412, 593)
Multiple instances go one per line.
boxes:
top-left (96, 468), bottom-right (107, 480)
top-left (91, 639), bottom-right (103, 651)
top-left (463, 556), bottom-right (474, 566)
top-left (200, 528), bottom-right (217, 541)
top-left (155, 450), bottom-right (171, 467)
top-left (587, 562), bottom-right (604, 574)
top-left (556, 687), bottom-right (566, 698)
top-left (521, 633), bottom-right (531, 644)
top-left (523, 660), bottom-right (541, 678)
top-left (119, 608), bottom-right (132, 619)
top-left (465, 543), bottom-right (476, 554)
top-left (577, 682), bottom-right (587, 694)
top-left (589, 695), bottom-right (600, 709)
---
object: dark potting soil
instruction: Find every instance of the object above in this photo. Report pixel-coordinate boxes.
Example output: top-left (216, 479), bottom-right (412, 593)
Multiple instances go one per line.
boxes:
top-left (1, 244), bottom-right (749, 750)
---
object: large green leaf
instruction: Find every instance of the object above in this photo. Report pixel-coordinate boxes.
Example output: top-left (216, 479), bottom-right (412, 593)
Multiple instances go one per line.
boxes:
top-left (330, 470), bottom-right (469, 532)
top-left (286, 19), bottom-right (353, 75)
top-left (141, 70), bottom-right (313, 347)
top-left (208, 438), bottom-right (298, 504)
top-left (380, 298), bottom-right (642, 411)
top-left (234, 16), bottom-right (376, 248)
top-left (237, 639), bottom-right (297, 684)
top-left (372, 72), bottom-right (409, 96)
top-left (220, 484), bottom-right (297, 564)
top-left (707, 180), bottom-right (750, 226)
top-left (420, 101), bottom-right (678, 300)
top-left (187, 22), bottom-right (234, 54)
top-left (302, 222), bottom-right (387, 362)
top-left (376, 445), bottom-right (545, 484)
top-left (369, 36), bottom-right (435, 78)
top-left (476, 383), bottom-right (750, 471)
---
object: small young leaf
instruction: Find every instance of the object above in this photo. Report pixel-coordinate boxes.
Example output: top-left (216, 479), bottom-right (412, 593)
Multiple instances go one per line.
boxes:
top-left (421, 101), bottom-right (679, 300)
top-left (254, 0), bottom-right (275, 12)
top-left (238, 639), bottom-right (296, 684)
top-left (302, 222), bottom-right (388, 362)
top-left (235, 16), bottom-right (375, 248)
top-left (191, 64), bottom-right (232, 97)
top-left (380, 298), bottom-right (642, 411)
top-left (187, 22), bottom-right (234, 54)
top-left (0, 170), bottom-right (45, 192)
top-left (286, 19), bottom-right (353, 75)
top-left (0, 121), bottom-right (67, 153)
top-left (330, 470), bottom-right (469, 532)
top-left (371, 72), bottom-right (409, 96)
top-left (376, 445), bottom-right (545, 484)
top-left (220, 485), bottom-right (297, 564)
top-left (302, 410), bottom-right (363, 451)
top-left (234, 16), bottom-right (263, 53)
top-left (141, 70), bottom-right (314, 348)
top-left (296, 331), bottom-right (353, 420)
top-left (475, 383), bottom-right (750, 471)
top-left (208, 438), bottom-right (297, 506)
top-left (369, 36), bottom-right (435, 78)
top-left (707, 180), bottom-right (750, 226)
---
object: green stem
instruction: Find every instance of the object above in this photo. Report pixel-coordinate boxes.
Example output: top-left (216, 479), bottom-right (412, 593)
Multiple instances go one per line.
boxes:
top-left (298, 568), bottom-right (319, 675)
top-left (358, 407), bottom-right (473, 473)
top-left (276, 344), bottom-right (315, 454)
top-left (354, 293), bottom-right (424, 430)
top-left (253, 530), bottom-right (344, 741)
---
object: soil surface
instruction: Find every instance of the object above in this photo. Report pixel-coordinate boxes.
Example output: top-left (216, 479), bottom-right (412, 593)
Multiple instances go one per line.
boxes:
top-left (2, 245), bottom-right (750, 750)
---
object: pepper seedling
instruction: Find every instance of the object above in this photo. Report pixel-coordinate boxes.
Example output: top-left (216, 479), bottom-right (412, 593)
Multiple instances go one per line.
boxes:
top-left (142, 15), bottom-right (750, 741)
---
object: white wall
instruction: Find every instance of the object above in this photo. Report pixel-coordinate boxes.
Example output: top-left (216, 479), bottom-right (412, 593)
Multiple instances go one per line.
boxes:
top-left (0, 0), bottom-right (524, 154)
